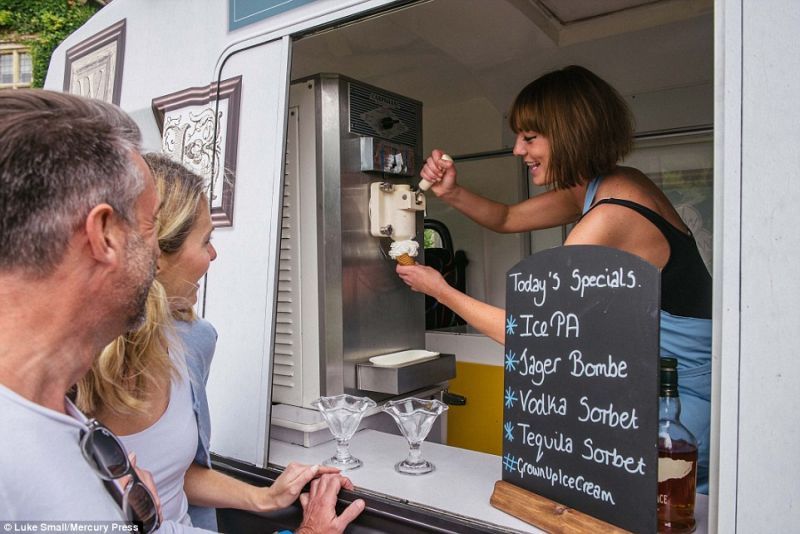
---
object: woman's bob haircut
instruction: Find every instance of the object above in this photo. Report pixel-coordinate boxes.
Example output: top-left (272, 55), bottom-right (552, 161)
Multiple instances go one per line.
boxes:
top-left (508, 65), bottom-right (634, 189)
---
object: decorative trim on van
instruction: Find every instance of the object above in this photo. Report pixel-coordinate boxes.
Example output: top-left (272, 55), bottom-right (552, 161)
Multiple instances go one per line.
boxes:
top-left (152, 75), bottom-right (243, 227)
top-left (63, 19), bottom-right (126, 105)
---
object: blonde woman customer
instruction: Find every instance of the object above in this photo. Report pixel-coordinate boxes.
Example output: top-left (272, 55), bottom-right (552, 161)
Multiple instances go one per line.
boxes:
top-left (77, 154), bottom-right (363, 532)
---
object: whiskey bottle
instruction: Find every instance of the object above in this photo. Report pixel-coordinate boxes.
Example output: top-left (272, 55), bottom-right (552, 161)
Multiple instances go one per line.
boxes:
top-left (657, 357), bottom-right (697, 533)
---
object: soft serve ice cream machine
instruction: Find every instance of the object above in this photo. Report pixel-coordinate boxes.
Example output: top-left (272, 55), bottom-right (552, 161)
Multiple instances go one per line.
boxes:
top-left (368, 154), bottom-right (453, 265)
top-left (272, 74), bottom-right (455, 423)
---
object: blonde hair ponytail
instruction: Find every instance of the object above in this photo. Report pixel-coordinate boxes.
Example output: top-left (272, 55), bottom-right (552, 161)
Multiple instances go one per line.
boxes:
top-left (76, 280), bottom-right (176, 415)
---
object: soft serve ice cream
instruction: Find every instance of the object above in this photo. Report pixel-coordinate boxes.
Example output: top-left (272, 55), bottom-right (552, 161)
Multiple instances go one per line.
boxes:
top-left (389, 239), bottom-right (420, 265)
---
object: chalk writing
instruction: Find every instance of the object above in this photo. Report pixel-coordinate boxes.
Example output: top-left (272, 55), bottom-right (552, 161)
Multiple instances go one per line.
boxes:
top-left (518, 311), bottom-right (580, 338)
top-left (581, 438), bottom-right (647, 475)
top-left (506, 315), bottom-right (518, 335)
top-left (518, 348), bottom-right (561, 386)
top-left (511, 460), bottom-right (617, 505)
top-left (502, 246), bottom-right (659, 533)
top-left (569, 351), bottom-right (628, 378)
top-left (577, 396), bottom-right (640, 430)
top-left (504, 350), bottom-right (518, 372)
top-left (508, 272), bottom-right (547, 306)
top-left (569, 267), bottom-right (637, 298)
top-left (519, 390), bottom-right (568, 416)
top-left (504, 387), bottom-right (518, 408)
top-left (517, 423), bottom-right (573, 462)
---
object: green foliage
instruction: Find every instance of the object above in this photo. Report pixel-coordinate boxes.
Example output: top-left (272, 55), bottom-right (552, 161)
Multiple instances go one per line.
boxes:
top-left (0, 0), bottom-right (99, 87)
top-left (424, 228), bottom-right (436, 249)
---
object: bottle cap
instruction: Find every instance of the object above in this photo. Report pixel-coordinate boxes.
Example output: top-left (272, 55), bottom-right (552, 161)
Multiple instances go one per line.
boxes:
top-left (660, 357), bottom-right (679, 397)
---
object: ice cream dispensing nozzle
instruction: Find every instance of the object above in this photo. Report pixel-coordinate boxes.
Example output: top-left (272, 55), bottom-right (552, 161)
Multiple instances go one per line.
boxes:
top-left (418, 153), bottom-right (452, 191)
top-left (368, 180), bottom-right (427, 265)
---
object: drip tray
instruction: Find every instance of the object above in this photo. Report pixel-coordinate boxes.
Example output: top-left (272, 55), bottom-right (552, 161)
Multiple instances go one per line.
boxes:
top-left (357, 352), bottom-right (455, 394)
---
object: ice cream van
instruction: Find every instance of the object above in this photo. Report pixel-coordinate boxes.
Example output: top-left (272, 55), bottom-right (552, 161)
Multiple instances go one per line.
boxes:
top-left (44, 1), bottom-right (799, 532)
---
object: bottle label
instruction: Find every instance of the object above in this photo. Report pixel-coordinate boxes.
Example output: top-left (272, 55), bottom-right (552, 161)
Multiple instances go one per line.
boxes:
top-left (657, 457), bottom-right (693, 482)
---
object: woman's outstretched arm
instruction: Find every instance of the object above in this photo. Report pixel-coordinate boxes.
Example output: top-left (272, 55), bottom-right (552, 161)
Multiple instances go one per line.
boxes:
top-left (396, 264), bottom-right (506, 344)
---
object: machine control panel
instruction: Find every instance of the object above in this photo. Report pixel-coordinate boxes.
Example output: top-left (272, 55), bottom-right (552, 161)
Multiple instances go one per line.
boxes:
top-left (360, 136), bottom-right (416, 176)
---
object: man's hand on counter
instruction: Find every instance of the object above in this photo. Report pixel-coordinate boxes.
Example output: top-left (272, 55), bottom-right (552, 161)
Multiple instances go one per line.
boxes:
top-left (295, 473), bottom-right (365, 534)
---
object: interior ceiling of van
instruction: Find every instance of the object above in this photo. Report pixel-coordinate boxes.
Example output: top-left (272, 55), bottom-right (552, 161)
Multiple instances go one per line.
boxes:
top-left (291, 0), bottom-right (712, 116)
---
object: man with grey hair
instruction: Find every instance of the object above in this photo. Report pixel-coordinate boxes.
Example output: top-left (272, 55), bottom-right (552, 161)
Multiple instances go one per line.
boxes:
top-left (0, 89), bottom-right (172, 530)
top-left (0, 90), bottom-right (362, 534)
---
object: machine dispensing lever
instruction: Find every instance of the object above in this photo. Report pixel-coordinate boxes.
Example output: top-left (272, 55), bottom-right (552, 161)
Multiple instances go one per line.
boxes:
top-left (418, 153), bottom-right (453, 191)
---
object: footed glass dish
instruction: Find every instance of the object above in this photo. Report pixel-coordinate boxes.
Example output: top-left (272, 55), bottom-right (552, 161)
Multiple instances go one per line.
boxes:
top-left (311, 394), bottom-right (376, 471)
top-left (382, 397), bottom-right (447, 475)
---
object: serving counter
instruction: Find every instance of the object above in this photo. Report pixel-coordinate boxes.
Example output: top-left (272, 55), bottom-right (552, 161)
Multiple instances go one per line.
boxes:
top-left (260, 428), bottom-right (709, 533)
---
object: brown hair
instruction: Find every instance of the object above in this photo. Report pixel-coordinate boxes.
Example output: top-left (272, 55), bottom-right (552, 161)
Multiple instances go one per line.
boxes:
top-left (508, 65), bottom-right (633, 189)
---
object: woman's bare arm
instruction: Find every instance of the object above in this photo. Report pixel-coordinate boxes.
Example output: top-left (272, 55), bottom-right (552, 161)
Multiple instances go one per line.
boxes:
top-left (420, 149), bottom-right (581, 233)
top-left (184, 461), bottom-right (345, 513)
top-left (396, 264), bottom-right (506, 344)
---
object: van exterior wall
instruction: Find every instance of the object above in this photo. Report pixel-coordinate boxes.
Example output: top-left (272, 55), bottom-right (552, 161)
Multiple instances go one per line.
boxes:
top-left (716, 0), bottom-right (800, 532)
top-left (201, 38), bottom-right (291, 466)
top-left (44, 0), bottom-right (229, 149)
top-left (738, 0), bottom-right (800, 529)
top-left (713, 0), bottom-right (742, 530)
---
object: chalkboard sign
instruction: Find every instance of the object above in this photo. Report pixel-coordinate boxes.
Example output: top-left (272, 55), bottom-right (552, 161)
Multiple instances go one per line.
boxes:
top-left (502, 245), bottom-right (660, 533)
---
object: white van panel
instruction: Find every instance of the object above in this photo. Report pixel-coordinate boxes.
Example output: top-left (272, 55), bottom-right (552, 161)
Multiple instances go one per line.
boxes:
top-left (202, 37), bottom-right (291, 467)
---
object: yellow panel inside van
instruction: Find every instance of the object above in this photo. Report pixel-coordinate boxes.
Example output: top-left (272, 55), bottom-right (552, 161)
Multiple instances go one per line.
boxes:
top-left (446, 361), bottom-right (504, 455)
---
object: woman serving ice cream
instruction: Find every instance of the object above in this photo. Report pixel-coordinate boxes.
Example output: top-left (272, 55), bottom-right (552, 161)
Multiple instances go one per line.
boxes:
top-left (396, 65), bottom-right (712, 493)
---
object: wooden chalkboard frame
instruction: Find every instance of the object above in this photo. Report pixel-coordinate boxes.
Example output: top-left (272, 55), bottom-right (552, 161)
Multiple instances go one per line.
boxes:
top-left (495, 245), bottom-right (660, 533)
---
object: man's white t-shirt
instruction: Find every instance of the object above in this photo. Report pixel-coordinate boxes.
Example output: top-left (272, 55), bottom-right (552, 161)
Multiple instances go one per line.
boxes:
top-left (0, 385), bottom-right (124, 520)
top-left (0, 385), bottom-right (208, 533)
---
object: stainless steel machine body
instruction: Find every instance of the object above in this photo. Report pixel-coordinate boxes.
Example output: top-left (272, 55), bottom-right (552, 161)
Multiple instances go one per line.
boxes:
top-left (274, 73), bottom-right (452, 410)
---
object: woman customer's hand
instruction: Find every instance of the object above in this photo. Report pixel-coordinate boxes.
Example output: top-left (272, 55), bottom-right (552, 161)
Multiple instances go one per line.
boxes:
top-left (258, 462), bottom-right (345, 511)
top-left (420, 149), bottom-right (457, 197)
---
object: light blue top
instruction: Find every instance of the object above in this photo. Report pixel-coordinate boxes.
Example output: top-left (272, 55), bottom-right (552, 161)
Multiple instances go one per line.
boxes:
top-left (583, 176), bottom-right (712, 493)
top-left (175, 317), bottom-right (219, 531)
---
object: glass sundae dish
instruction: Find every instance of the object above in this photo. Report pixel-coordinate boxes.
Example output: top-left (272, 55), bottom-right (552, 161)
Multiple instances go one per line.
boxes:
top-left (382, 397), bottom-right (448, 475)
top-left (311, 394), bottom-right (376, 471)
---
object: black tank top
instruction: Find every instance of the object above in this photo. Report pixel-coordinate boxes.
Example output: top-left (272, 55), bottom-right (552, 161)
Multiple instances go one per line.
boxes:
top-left (587, 198), bottom-right (712, 319)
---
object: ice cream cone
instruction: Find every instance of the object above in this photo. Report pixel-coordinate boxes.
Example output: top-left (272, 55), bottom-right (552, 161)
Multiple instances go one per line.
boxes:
top-left (396, 253), bottom-right (416, 265)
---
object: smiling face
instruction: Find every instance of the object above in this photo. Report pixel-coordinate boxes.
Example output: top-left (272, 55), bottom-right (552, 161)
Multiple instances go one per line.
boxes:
top-left (509, 67), bottom-right (634, 190)
top-left (157, 195), bottom-right (216, 312)
top-left (512, 131), bottom-right (552, 187)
